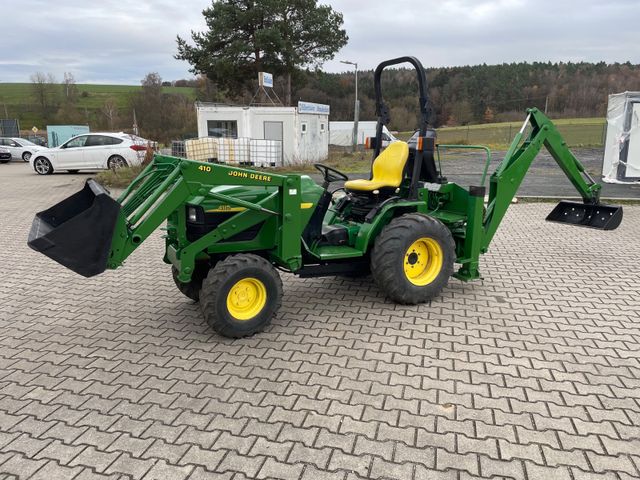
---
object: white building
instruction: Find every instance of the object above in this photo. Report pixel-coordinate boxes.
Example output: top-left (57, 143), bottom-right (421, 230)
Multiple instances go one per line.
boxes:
top-left (195, 101), bottom-right (329, 165)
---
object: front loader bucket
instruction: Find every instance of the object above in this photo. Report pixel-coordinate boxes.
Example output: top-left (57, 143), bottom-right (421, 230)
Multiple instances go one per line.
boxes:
top-left (546, 201), bottom-right (623, 230)
top-left (27, 179), bottom-right (121, 277)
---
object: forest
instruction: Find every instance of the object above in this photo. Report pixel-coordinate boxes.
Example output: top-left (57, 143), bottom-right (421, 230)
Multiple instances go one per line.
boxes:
top-left (286, 61), bottom-right (640, 131)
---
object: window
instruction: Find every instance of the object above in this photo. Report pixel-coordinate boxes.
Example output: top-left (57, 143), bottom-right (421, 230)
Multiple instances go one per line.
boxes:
top-left (208, 120), bottom-right (238, 138)
top-left (319, 123), bottom-right (325, 133)
top-left (301, 122), bottom-right (308, 134)
top-left (85, 135), bottom-right (112, 147)
top-left (63, 136), bottom-right (88, 148)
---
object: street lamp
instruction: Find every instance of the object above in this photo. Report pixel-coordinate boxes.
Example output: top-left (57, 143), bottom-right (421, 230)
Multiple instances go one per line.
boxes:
top-left (340, 60), bottom-right (359, 152)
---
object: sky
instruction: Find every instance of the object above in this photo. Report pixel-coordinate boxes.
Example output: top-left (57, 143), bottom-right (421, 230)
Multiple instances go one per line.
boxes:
top-left (1, 0), bottom-right (639, 85)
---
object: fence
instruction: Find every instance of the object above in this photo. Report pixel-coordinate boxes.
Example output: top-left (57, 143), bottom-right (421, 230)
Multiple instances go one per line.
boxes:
top-left (435, 120), bottom-right (607, 147)
top-left (171, 138), bottom-right (283, 167)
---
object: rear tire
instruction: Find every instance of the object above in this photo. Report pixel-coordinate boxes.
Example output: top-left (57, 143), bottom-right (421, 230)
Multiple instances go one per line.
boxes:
top-left (200, 254), bottom-right (282, 338)
top-left (107, 155), bottom-right (127, 170)
top-left (371, 213), bottom-right (455, 304)
top-left (22, 151), bottom-right (31, 162)
top-left (172, 263), bottom-right (209, 302)
top-left (34, 157), bottom-right (53, 175)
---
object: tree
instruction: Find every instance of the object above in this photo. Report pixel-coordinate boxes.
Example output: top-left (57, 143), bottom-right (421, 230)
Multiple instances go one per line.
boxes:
top-left (30, 72), bottom-right (59, 121)
top-left (102, 98), bottom-right (118, 130)
top-left (62, 72), bottom-right (78, 103)
top-left (175, 0), bottom-right (347, 105)
top-left (271, 0), bottom-right (348, 105)
top-left (131, 72), bottom-right (196, 142)
top-left (483, 106), bottom-right (495, 123)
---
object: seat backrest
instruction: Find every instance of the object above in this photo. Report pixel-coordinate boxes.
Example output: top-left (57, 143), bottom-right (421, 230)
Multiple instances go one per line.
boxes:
top-left (371, 141), bottom-right (410, 187)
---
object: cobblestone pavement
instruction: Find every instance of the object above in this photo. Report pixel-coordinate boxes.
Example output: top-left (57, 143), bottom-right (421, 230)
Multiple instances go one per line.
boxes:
top-left (1, 162), bottom-right (640, 480)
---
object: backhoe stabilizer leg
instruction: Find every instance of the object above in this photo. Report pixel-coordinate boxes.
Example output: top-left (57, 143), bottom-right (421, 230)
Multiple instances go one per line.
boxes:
top-left (454, 186), bottom-right (485, 282)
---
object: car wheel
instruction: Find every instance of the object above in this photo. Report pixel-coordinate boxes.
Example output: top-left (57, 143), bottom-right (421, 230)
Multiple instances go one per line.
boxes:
top-left (107, 155), bottom-right (128, 170)
top-left (0, 160), bottom-right (9, 164)
top-left (34, 157), bottom-right (54, 175)
top-left (22, 151), bottom-right (31, 162)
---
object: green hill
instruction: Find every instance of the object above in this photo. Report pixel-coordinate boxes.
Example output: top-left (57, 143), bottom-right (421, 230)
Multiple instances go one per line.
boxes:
top-left (0, 83), bottom-right (197, 128)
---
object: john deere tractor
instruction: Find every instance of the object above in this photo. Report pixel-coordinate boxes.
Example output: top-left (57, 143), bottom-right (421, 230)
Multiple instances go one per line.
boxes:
top-left (28, 57), bottom-right (623, 338)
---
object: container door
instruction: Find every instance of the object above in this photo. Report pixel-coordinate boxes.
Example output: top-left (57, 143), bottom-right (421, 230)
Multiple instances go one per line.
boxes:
top-left (264, 121), bottom-right (283, 164)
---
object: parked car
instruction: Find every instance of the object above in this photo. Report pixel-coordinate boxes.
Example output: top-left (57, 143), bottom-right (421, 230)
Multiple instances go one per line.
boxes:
top-left (0, 147), bottom-right (11, 163)
top-left (0, 137), bottom-right (48, 162)
top-left (25, 135), bottom-right (47, 147)
top-left (29, 132), bottom-right (152, 175)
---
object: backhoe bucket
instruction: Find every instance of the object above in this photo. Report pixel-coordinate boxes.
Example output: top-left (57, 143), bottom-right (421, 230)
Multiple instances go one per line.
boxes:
top-left (546, 201), bottom-right (623, 230)
top-left (27, 179), bottom-right (121, 277)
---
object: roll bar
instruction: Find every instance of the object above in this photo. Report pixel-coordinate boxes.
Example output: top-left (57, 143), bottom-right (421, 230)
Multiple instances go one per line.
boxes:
top-left (373, 56), bottom-right (432, 198)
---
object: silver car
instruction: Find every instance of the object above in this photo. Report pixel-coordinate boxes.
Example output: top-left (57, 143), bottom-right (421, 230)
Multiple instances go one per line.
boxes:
top-left (0, 137), bottom-right (48, 162)
top-left (0, 147), bottom-right (11, 163)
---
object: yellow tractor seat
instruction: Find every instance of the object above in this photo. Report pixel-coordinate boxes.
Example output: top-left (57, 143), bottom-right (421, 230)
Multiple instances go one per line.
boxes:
top-left (344, 141), bottom-right (410, 192)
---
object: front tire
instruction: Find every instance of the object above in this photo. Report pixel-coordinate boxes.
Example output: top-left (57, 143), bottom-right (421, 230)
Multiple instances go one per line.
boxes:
top-left (107, 155), bottom-right (127, 170)
top-left (172, 263), bottom-right (210, 302)
top-left (371, 213), bottom-right (455, 304)
top-left (200, 254), bottom-right (282, 338)
top-left (22, 151), bottom-right (31, 162)
top-left (34, 157), bottom-right (53, 175)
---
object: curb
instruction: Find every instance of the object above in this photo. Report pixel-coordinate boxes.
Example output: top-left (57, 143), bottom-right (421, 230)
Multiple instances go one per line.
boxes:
top-left (515, 196), bottom-right (640, 205)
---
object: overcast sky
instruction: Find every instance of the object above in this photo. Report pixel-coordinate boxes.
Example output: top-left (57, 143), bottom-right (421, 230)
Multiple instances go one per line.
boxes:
top-left (2, 0), bottom-right (639, 85)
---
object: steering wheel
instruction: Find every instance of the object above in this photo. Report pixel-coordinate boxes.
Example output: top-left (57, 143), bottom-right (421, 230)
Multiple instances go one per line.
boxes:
top-left (314, 163), bottom-right (349, 186)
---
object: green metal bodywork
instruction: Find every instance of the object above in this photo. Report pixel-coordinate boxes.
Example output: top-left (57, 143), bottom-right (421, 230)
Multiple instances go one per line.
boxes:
top-left (106, 108), bottom-right (605, 283)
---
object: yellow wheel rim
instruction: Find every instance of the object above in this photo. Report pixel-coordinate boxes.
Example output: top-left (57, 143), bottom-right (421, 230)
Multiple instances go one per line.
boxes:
top-left (403, 237), bottom-right (443, 286)
top-left (226, 278), bottom-right (267, 321)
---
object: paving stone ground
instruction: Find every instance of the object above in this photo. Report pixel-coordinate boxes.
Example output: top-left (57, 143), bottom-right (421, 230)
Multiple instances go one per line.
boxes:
top-left (1, 162), bottom-right (640, 480)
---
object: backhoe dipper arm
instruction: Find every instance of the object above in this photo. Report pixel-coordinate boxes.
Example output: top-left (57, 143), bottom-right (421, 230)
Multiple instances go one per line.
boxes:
top-left (481, 108), bottom-right (601, 250)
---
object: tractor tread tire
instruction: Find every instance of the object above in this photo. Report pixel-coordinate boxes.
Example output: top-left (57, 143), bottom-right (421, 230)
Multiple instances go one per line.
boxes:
top-left (371, 213), bottom-right (455, 304)
top-left (172, 264), bottom-right (209, 302)
top-left (200, 254), bottom-right (282, 338)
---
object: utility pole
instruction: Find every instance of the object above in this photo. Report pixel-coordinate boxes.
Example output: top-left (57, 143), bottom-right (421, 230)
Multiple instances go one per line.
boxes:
top-left (341, 60), bottom-right (359, 152)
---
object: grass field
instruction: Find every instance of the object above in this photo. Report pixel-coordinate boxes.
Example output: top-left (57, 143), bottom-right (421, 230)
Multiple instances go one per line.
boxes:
top-left (399, 117), bottom-right (607, 149)
top-left (0, 83), bottom-right (196, 109)
top-left (0, 83), bottom-right (197, 127)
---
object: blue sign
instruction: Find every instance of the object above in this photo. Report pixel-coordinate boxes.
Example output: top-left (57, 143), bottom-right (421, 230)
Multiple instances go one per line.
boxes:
top-left (298, 101), bottom-right (330, 115)
top-left (259, 72), bottom-right (273, 88)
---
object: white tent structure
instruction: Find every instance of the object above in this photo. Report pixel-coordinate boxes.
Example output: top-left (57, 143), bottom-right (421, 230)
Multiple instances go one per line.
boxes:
top-left (602, 92), bottom-right (640, 183)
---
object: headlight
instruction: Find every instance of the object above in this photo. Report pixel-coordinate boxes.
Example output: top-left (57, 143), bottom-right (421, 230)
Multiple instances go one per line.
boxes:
top-left (188, 206), bottom-right (198, 222)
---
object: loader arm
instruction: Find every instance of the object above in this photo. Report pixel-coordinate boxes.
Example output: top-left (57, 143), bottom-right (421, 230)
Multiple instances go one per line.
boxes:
top-left (28, 155), bottom-right (310, 280)
top-left (455, 108), bottom-right (622, 281)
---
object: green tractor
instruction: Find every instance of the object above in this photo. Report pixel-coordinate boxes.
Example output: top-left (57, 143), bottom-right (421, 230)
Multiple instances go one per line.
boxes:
top-left (28, 57), bottom-right (623, 338)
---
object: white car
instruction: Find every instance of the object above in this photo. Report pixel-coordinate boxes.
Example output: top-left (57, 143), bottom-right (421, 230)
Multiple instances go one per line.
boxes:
top-left (0, 137), bottom-right (48, 162)
top-left (30, 132), bottom-right (151, 175)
